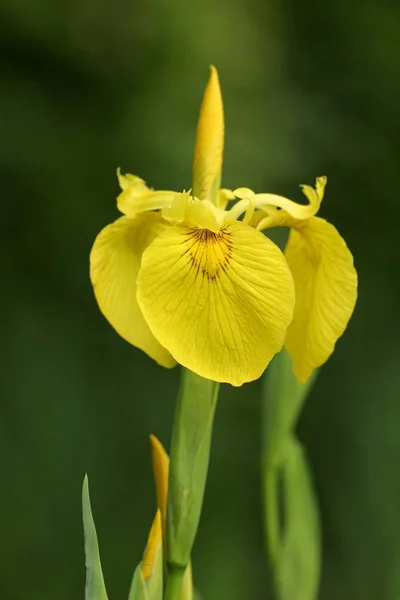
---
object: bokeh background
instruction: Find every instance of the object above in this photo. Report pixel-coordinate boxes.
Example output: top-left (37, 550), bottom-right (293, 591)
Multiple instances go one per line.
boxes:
top-left (1, 0), bottom-right (399, 598)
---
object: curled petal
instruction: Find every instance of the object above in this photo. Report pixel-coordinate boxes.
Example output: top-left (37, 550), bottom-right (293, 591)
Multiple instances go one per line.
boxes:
top-left (117, 168), bottom-right (149, 193)
top-left (284, 216), bottom-right (358, 381)
top-left (137, 222), bottom-right (295, 386)
top-left (116, 169), bottom-right (177, 217)
top-left (233, 187), bottom-right (255, 200)
top-left (218, 188), bottom-right (236, 210)
top-left (233, 177), bottom-right (327, 221)
top-left (90, 213), bottom-right (176, 368)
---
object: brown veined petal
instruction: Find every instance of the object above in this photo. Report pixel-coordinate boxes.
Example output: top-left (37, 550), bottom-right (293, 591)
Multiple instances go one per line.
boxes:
top-left (284, 216), bottom-right (358, 382)
top-left (90, 213), bottom-right (176, 368)
top-left (136, 221), bottom-right (295, 386)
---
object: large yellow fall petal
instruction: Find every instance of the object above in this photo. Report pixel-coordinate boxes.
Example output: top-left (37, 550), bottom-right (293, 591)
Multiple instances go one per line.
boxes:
top-left (137, 221), bottom-right (295, 386)
top-left (283, 216), bottom-right (358, 382)
top-left (90, 213), bottom-right (176, 368)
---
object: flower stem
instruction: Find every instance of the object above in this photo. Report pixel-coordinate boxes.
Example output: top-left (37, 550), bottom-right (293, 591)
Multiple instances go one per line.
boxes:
top-left (166, 368), bottom-right (219, 579)
top-left (164, 565), bottom-right (186, 600)
top-left (265, 464), bottom-right (280, 570)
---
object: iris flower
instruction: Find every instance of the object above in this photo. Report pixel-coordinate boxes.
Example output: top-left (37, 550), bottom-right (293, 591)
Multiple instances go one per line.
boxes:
top-left (90, 67), bottom-right (357, 385)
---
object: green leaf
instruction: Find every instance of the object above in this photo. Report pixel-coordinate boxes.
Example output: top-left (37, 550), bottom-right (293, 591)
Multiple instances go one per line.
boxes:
top-left (128, 565), bottom-right (149, 600)
top-left (180, 562), bottom-right (194, 600)
top-left (82, 476), bottom-right (109, 600)
top-left (167, 368), bottom-right (219, 569)
top-left (145, 534), bottom-right (163, 600)
top-left (277, 438), bottom-right (321, 600)
top-left (262, 349), bottom-right (318, 467)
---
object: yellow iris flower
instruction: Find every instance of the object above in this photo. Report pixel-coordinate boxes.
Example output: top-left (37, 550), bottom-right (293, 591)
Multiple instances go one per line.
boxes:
top-left (90, 67), bottom-right (357, 385)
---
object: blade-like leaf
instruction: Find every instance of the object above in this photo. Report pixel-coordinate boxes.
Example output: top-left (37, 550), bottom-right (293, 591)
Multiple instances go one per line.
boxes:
top-left (145, 526), bottom-right (163, 600)
top-left (263, 349), bottom-right (318, 466)
top-left (128, 565), bottom-right (149, 600)
top-left (82, 475), bottom-right (109, 600)
top-left (180, 562), bottom-right (194, 600)
top-left (277, 439), bottom-right (321, 600)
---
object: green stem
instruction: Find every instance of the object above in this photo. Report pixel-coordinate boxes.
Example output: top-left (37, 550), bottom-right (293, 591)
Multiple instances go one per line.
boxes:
top-left (167, 367), bottom-right (219, 571)
top-left (265, 464), bottom-right (280, 569)
top-left (165, 565), bottom-right (185, 600)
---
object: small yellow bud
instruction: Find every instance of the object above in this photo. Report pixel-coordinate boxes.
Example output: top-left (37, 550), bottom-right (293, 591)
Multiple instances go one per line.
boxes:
top-left (149, 434), bottom-right (169, 540)
top-left (141, 509), bottom-right (162, 579)
top-left (193, 66), bottom-right (224, 202)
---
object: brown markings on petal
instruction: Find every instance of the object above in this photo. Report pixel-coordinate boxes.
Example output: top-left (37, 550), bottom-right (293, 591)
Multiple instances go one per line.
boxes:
top-left (181, 227), bottom-right (233, 282)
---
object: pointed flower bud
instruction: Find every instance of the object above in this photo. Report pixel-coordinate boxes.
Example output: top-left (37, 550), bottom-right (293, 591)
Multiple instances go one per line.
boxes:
top-left (192, 65), bottom-right (224, 203)
top-left (149, 434), bottom-right (169, 542)
top-left (150, 435), bottom-right (194, 600)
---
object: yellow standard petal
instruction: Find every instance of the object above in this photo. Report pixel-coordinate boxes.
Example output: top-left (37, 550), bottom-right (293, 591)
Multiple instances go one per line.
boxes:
top-left (136, 221), bottom-right (295, 386)
top-left (90, 212), bottom-right (176, 368)
top-left (283, 216), bottom-right (358, 382)
top-left (192, 66), bottom-right (224, 203)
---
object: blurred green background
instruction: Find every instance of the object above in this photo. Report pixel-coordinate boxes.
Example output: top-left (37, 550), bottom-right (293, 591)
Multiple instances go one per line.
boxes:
top-left (1, 0), bottom-right (399, 598)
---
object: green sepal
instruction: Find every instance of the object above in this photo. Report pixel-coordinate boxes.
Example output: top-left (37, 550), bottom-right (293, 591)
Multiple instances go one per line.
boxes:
top-left (128, 565), bottom-right (149, 600)
top-left (167, 368), bottom-right (219, 569)
top-left (145, 535), bottom-right (163, 600)
top-left (180, 562), bottom-right (194, 600)
top-left (262, 348), bottom-right (318, 467)
top-left (276, 438), bottom-right (321, 600)
top-left (82, 475), bottom-right (109, 600)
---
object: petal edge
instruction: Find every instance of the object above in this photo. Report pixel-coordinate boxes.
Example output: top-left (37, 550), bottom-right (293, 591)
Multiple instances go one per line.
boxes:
top-left (90, 214), bottom-right (176, 368)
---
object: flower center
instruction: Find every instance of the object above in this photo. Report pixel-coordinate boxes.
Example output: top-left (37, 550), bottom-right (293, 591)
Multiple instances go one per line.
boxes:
top-left (184, 227), bottom-right (233, 281)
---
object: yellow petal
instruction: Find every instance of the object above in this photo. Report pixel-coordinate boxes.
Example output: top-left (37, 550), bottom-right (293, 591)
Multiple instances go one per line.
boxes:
top-left (141, 509), bottom-right (162, 579)
top-left (137, 221), bottom-right (295, 386)
top-left (193, 66), bottom-right (224, 203)
top-left (284, 216), bottom-right (358, 381)
top-left (162, 192), bottom-right (223, 232)
top-left (117, 168), bottom-right (149, 193)
top-left (149, 434), bottom-right (169, 540)
top-left (116, 169), bottom-right (177, 217)
top-left (234, 176), bottom-right (327, 222)
top-left (90, 213), bottom-right (176, 368)
top-left (218, 188), bottom-right (236, 210)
